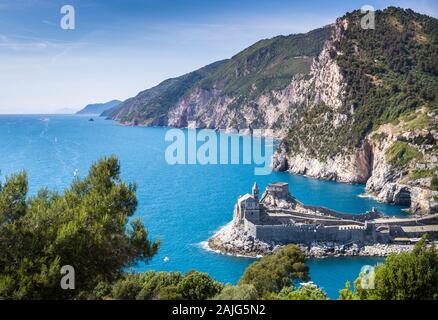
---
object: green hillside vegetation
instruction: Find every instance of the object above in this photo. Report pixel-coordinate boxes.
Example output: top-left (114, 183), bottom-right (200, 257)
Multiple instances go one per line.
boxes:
top-left (76, 100), bottom-right (122, 115)
top-left (106, 27), bottom-right (331, 124)
top-left (401, 111), bottom-right (432, 130)
top-left (198, 26), bottom-right (331, 98)
top-left (338, 8), bottom-right (437, 130)
top-left (410, 169), bottom-right (438, 191)
top-left (284, 103), bottom-right (340, 160)
top-left (104, 60), bottom-right (227, 124)
top-left (386, 141), bottom-right (422, 167)
top-left (285, 7), bottom-right (438, 159)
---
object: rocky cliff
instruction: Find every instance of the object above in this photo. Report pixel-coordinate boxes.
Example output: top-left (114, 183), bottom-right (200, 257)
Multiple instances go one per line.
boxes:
top-left (107, 7), bottom-right (438, 214)
top-left (274, 8), bottom-right (438, 214)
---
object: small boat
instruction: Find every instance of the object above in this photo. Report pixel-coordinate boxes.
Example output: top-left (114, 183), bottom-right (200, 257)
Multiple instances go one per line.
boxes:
top-left (89, 118), bottom-right (94, 122)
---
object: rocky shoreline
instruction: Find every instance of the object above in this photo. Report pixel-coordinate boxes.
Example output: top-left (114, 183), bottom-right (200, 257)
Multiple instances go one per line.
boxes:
top-left (207, 222), bottom-right (415, 259)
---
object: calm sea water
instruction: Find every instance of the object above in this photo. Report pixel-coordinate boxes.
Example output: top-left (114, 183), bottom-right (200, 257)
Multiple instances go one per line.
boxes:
top-left (0, 115), bottom-right (405, 298)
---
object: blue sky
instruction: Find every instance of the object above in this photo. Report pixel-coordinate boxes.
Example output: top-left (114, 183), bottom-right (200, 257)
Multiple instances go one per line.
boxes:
top-left (0, 0), bottom-right (437, 113)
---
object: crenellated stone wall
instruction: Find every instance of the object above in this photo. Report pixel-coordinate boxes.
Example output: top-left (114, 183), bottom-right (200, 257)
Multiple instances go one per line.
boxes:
top-left (245, 221), bottom-right (382, 244)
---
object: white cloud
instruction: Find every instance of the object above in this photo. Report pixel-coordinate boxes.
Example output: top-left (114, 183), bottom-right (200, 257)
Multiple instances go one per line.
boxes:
top-left (0, 34), bottom-right (69, 51)
top-left (41, 19), bottom-right (57, 26)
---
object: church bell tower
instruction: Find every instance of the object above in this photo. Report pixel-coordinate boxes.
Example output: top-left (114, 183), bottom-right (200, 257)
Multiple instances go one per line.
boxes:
top-left (252, 182), bottom-right (259, 201)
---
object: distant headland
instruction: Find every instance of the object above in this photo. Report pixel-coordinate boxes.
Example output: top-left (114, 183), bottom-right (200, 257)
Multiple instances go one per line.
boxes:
top-left (76, 100), bottom-right (122, 115)
top-left (208, 182), bottom-right (438, 258)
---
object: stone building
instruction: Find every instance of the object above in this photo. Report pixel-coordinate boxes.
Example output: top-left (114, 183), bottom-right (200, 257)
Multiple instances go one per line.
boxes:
top-left (235, 182), bottom-right (261, 225)
top-left (234, 182), bottom-right (438, 246)
top-left (264, 182), bottom-right (289, 198)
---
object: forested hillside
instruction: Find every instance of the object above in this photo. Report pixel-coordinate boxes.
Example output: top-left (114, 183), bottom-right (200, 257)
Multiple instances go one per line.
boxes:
top-left (105, 7), bottom-right (438, 213)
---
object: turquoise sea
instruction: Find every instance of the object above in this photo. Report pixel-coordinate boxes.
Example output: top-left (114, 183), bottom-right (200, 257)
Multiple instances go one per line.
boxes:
top-left (0, 115), bottom-right (407, 298)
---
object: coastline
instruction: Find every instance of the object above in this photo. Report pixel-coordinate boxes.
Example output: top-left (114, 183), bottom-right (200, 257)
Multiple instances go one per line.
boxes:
top-left (207, 222), bottom-right (416, 259)
top-left (112, 119), bottom-right (426, 210)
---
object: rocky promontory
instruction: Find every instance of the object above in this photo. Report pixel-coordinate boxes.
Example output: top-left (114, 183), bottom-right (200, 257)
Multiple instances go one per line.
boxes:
top-left (208, 221), bottom-right (415, 259)
top-left (208, 182), bottom-right (438, 258)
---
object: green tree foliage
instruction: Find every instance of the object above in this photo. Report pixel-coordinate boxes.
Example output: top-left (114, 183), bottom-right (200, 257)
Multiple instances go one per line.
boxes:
top-left (107, 270), bottom-right (222, 300)
top-left (91, 281), bottom-right (112, 300)
top-left (110, 273), bottom-right (148, 300)
top-left (176, 270), bottom-right (224, 300)
top-left (0, 156), bottom-right (159, 299)
top-left (213, 284), bottom-right (259, 300)
top-left (338, 281), bottom-right (357, 300)
top-left (266, 284), bottom-right (329, 300)
top-left (371, 238), bottom-right (438, 300)
top-left (238, 245), bottom-right (309, 296)
top-left (0, 171), bottom-right (28, 224)
top-left (339, 237), bottom-right (438, 300)
top-left (109, 271), bottom-right (183, 300)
